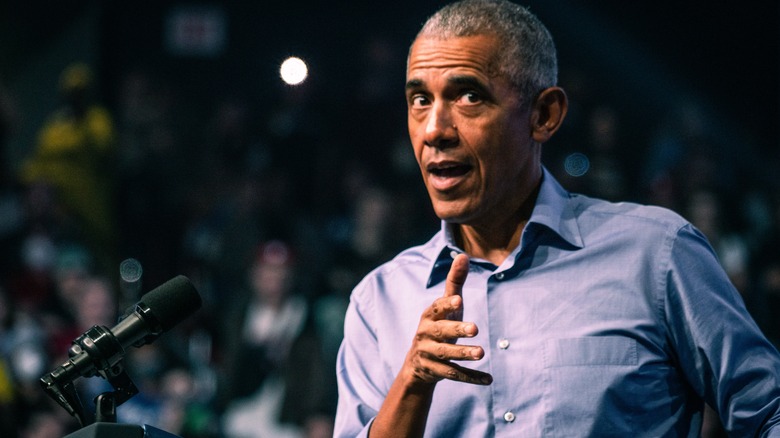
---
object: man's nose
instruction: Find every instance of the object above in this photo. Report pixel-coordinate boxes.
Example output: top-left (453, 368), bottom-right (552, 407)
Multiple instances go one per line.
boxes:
top-left (424, 102), bottom-right (458, 149)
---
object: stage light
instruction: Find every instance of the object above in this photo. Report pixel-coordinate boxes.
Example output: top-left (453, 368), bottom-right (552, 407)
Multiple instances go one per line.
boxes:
top-left (280, 56), bottom-right (308, 85)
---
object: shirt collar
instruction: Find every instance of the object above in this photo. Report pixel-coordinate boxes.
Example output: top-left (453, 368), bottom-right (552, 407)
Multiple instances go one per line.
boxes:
top-left (530, 166), bottom-right (584, 249)
top-left (425, 167), bottom-right (583, 288)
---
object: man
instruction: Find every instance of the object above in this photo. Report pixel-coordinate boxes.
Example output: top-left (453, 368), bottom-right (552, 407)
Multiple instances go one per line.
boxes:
top-left (20, 63), bottom-right (117, 274)
top-left (334, 0), bottom-right (780, 436)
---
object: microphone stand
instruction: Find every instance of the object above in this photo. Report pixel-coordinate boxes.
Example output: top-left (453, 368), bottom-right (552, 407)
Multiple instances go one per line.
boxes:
top-left (47, 353), bottom-right (182, 438)
top-left (93, 361), bottom-right (139, 423)
top-left (39, 354), bottom-right (140, 436)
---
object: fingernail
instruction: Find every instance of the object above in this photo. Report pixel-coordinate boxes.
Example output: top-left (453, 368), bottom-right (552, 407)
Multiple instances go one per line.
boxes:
top-left (450, 296), bottom-right (459, 306)
top-left (471, 347), bottom-right (481, 358)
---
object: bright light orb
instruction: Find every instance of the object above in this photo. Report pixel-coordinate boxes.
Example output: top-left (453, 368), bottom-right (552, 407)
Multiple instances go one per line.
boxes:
top-left (280, 57), bottom-right (308, 85)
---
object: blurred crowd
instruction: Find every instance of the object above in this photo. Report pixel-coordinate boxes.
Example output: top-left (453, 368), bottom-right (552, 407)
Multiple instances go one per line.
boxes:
top-left (0, 34), bottom-right (779, 438)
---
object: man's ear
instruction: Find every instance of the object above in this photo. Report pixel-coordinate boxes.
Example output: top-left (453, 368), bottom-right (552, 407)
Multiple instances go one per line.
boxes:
top-left (530, 87), bottom-right (568, 143)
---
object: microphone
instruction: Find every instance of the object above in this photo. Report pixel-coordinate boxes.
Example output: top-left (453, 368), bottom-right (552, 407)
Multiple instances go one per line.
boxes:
top-left (40, 275), bottom-right (202, 392)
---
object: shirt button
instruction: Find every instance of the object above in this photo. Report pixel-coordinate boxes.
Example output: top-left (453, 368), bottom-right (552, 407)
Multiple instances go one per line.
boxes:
top-left (449, 250), bottom-right (459, 259)
top-left (498, 338), bottom-right (510, 349)
top-left (503, 411), bottom-right (515, 423)
top-left (495, 272), bottom-right (505, 280)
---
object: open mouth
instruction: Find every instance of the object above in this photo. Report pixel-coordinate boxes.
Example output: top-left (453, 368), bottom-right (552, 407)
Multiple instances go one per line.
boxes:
top-left (427, 163), bottom-right (473, 177)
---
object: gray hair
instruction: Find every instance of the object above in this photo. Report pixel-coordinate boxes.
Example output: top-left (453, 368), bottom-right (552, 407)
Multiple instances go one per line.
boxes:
top-left (414, 0), bottom-right (558, 101)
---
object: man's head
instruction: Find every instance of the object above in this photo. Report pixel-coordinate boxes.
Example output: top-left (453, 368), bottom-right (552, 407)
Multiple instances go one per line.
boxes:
top-left (59, 62), bottom-right (93, 116)
top-left (250, 240), bottom-right (295, 307)
top-left (405, 0), bottom-right (567, 227)
top-left (413, 0), bottom-right (558, 103)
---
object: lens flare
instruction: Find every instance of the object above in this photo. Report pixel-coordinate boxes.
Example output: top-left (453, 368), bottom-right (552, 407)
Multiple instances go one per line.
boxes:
top-left (564, 152), bottom-right (590, 177)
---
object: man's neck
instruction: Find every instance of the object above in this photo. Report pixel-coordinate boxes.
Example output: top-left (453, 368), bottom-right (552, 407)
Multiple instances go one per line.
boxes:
top-left (454, 181), bottom-right (540, 266)
top-left (455, 222), bottom-right (525, 266)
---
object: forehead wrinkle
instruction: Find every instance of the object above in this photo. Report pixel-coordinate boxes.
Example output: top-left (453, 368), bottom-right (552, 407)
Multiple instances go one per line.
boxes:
top-left (408, 36), bottom-right (503, 84)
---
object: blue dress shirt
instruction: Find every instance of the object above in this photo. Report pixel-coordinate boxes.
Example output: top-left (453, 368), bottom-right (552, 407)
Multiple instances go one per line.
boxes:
top-left (335, 168), bottom-right (780, 437)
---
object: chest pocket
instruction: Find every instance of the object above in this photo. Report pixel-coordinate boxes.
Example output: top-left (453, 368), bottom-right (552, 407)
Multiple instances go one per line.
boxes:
top-left (542, 336), bottom-right (639, 437)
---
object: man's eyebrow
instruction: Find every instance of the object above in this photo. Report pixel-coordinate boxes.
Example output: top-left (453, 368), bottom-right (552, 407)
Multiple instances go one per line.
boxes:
top-left (405, 76), bottom-right (489, 92)
top-left (448, 75), bottom-right (489, 92)
top-left (405, 78), bottom-right (425, 91)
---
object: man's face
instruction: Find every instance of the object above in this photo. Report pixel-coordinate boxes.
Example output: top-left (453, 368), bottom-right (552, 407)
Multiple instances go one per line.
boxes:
top-left (406, 35), bottom-right (541, 226)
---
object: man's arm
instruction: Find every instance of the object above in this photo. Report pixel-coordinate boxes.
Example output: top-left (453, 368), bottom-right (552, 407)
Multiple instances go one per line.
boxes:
top-left (665, 224), bottom-right (780, 436)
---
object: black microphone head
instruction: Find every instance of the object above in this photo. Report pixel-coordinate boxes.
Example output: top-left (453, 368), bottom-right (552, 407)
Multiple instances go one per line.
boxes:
top-left (139, 275), bottom-right (202, 332)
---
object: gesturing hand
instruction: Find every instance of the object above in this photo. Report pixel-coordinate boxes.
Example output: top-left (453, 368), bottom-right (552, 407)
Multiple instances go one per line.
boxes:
top-left (403, 253), bottom-right (493, 386)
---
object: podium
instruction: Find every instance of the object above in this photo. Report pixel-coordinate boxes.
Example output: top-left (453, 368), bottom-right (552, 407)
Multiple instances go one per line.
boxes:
top-left (64, 423), bottom-right (181, 438)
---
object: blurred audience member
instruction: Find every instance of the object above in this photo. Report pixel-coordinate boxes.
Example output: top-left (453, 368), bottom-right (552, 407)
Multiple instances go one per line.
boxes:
top-left (19, 409), bottom-right (71, 438)
top-left (0, 285), bottom-right (46, 436)
top-left (5, 232), bottom-right (57, 315)
top-left (19, 63), bottom-right (118, 275)
top-left (43, 242), bottom-right (94, 359)
top-left (218, 240), bottom-right (333, 438)
top-left (584, 105), bottom-right (631, 201)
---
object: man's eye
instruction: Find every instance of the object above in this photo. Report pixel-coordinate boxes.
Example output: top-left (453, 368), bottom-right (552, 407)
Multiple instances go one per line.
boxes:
top-left (458, 92), bottom-right (482, 105)
top-left (411, 95), bottom-right (430, 107)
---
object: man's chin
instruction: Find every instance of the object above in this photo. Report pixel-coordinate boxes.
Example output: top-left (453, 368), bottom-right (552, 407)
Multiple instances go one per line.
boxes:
top-left (432, 205), bottom-right (472, 224)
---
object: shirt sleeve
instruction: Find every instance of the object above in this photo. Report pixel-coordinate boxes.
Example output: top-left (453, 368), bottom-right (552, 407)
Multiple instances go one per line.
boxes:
top-left (664, 223), bottom-right (780, 436)
top-left (333, 281), bottom-right (384, 438)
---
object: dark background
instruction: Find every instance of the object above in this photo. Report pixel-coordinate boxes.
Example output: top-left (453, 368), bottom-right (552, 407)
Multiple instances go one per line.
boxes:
top-left (2, 1), bottom-right (778, 170)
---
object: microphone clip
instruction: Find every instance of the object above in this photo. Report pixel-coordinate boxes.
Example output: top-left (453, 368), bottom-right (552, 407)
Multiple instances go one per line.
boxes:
top-left (70, 324), bottom-right (126, 377)
top-left (39, 324), bottom-right (140, 426)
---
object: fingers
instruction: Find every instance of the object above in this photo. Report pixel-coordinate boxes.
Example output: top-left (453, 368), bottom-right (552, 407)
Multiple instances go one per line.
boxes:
top-left (426, 294), bottom-right (464, 321)
top-left (437, 362), bottom-right (493, 386)
top-left (428, 339), bottom-right (484, 362)
top-left (417, 318), bottom-right (478, 342)
top-left (407, 341), bottom-right (493, 385)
